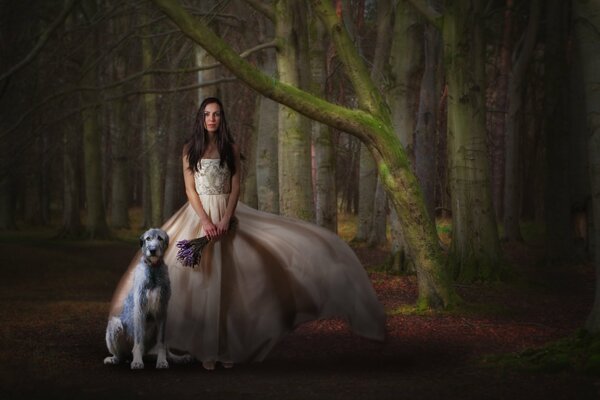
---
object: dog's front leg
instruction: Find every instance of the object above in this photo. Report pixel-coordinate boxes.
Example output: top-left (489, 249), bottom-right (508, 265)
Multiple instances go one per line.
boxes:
top-left (155, 318), bottom-right (169, 369)
top-left (131, 292), bottom-right (145, 370)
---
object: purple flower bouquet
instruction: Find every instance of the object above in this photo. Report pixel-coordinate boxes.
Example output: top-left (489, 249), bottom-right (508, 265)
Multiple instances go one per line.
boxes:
top-left (175, 218), bottom-right (238, 268)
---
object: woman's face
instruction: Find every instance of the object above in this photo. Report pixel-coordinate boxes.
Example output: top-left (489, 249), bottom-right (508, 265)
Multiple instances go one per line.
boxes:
top-left (203, 102), bottom-right (221, 133)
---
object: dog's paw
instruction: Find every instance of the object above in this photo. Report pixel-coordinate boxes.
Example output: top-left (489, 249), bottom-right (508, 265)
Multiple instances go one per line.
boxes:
top-left (104, 356), bottom-right (120, 365)
top-left (130, 360), bottom-right (145, 370)
top-left (156, 359), bottom-right (169, 369)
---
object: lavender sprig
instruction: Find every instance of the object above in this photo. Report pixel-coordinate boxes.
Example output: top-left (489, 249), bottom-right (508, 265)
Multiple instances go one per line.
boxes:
top-left (175, 218), bottom-right (238, 268)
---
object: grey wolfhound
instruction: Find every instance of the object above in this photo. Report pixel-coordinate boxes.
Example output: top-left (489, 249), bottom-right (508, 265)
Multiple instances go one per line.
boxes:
top-left (104, 228), bottom-right (172, 369)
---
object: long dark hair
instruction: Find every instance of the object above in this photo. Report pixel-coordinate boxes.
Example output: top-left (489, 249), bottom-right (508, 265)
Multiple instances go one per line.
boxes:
top-left (186, 97), bottom-right (236, 175)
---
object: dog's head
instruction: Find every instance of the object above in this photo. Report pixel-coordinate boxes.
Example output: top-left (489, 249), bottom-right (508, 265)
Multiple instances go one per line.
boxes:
top-left (139, 228), bottom-right (169, 266)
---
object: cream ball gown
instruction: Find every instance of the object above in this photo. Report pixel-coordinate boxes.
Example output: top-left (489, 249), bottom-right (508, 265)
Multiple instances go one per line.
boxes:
top-left (108, 159), bottom-right (385, 363)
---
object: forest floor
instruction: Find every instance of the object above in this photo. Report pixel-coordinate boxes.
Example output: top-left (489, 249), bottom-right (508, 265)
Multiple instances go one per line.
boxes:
top-left (0, 226), bottom-right (599, 400)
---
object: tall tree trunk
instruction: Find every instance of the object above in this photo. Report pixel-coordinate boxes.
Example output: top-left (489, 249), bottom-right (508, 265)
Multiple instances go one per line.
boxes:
top-left (503, 0), bottom-right (540, 242)
top-left (58, 119), bottom-right (83, 237)
top-left (387, 0), bottom-right (422, 271)
top-left (415, 23), bottom-right (441, 224)
top-left (255, 16), bottom-right (279, 213)
top-left (444, 0), bottom-right (502, 282)
top-left (369, 0), bottom-right (394, 247)
top-left (256, 92), bottom-right (279, 213)
top-left (142, 16), bottom-right (163, 227)
top-left (275, 0), bottom-right (314, 220)
top-left (82, 97), bottom-right (110, 238)
top-left (241, 96), bottom-right (259, 208)
top-left (356, 148), bottom-right (377, 240)
top-left (544, 0), bottom-right (574, 264)
top-left (573, 0), bottom-right (600, 332)
top-left (151, 0), bottom-right (459, 309)
top-left (309, 15), bottom-right (336, 231)
top-left (490, 0), bottom-right (514, 220)
top-left (110, 14), bottom-right (130, 229)
top-left (79, 0), bottom-right (109, 238)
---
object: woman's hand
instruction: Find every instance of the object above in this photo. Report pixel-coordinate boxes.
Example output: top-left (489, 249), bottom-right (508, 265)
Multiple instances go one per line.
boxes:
top-left (214, 215), bottom-right (231, 239)
top-left (201, 218), bottom-right (219, 240)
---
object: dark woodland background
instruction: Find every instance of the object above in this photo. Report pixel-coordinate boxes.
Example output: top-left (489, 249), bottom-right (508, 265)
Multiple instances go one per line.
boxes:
top-left (1, 0), bottom-right (600, 398)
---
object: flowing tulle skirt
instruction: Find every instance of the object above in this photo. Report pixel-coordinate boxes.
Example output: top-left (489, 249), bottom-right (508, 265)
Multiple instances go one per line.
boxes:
top-left (109, 197), bottom-right (385, 363)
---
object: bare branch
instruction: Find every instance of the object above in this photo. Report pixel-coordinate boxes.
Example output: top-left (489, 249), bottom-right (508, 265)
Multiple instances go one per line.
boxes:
top-left (0, 0), bottom-right (80, 82)
top-left (103, 39), bottom-right (277, 90)
top-left (242, 0), bottom-right (275, 21)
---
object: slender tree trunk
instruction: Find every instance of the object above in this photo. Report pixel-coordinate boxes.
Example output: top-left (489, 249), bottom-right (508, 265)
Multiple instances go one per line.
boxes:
top-left (142, 16), bottom-right (164, 227)
top-left (544, 0), bottom-right (574, 264)
top-left (415, 23), bottom-right (441, 223)
top-left (356, 148), bottom-right (377, 240)
top-left (490, 0), bottom-right (514, 220)
top-left (444, 0), bottom-right (502, 282)
top-left (503, 0), bottom-right (540, 242)
top-left (254, 18), bottom-right (279, 213)
top-left (573, 0), bottom-right (600, 332)
top-left (59, 119), bottom-right (83, 237)
top-left (82, 97), bottom-right (110, 238)
top-left (110, 15), bottom-right (130, 228)
top-left (309, 15), bottom-right (336, 231)
top-left (366, 0), bottom-right (394, 247)
top-left (275, 0), bottom-right (314, 220)
top-left (241, 97), bottom-right (259, 208)
top-left (387, 0), bottom-right (422, 271)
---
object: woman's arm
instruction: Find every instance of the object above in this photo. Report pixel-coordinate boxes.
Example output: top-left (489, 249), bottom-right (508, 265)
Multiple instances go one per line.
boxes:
top-left (182, 146), bottom-right (219, 239)
top-left (215, 144), bottom-right (241, 235)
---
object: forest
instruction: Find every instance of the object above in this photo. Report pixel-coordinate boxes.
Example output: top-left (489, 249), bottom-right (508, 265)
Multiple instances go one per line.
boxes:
top-left (1, 0), bottom-right (600, 399)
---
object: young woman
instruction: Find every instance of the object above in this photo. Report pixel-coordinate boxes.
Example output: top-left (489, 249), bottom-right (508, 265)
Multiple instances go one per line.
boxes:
top-left (108, 97), bottom-right (385, 370)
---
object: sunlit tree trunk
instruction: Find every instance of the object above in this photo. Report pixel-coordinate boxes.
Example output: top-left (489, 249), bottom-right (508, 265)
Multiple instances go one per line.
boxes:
top-left (503, 0), bottom-right (540, 242)
top-left (275, 0), bottom-right (314, 220)
top-left (573, 0), bottom-right (600, 332)
top-left (151, 0), bottom-right (459, 309)
top-left (444, 0), bottom-right (502, 282)
top-left (544, 0), bottom-right (574, 264)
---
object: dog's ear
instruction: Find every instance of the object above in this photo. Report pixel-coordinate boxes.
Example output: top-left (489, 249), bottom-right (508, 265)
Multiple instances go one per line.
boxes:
top-left (163, 232), bottom-right (169, 249)
top-left (139, 234), bottom-right (145, 248)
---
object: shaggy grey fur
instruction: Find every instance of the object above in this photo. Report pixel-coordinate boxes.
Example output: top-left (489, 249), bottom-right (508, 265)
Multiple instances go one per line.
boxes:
top-left (104, 228), bottom-right (172, 369)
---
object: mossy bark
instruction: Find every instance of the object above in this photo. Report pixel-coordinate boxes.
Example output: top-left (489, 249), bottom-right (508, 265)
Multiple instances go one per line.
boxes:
top-left (150, 0), bottom-right (458, 308)
top-left (443, 0), bottom-right (502, 282)
top-left (275, 0), bottom-right (314, 221)
top-left (309, 15), bottom-right (336, 232)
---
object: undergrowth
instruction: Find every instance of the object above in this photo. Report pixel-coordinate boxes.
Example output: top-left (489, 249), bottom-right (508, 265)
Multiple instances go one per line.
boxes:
top-left (482, 330), bottom-right (600, 376)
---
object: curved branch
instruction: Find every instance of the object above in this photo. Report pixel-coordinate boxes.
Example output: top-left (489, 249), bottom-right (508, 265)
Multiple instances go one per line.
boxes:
top-left (242, 0), bottom-right (275, 21)
top-left (310, 0), bottom-right (389, 121)
top-left (0, 0), bottom-right (80, 82)
top-left (102, 39), bottom-right (277, 90)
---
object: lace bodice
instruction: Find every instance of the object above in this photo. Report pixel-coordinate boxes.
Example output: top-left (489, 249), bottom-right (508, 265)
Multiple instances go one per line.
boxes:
top-left (194, 159), bottom-right (231, 195)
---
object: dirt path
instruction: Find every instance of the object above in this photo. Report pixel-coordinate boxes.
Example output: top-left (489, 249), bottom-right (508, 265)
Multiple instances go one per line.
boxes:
top-left (0, 236), bottom-right (598, 399)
